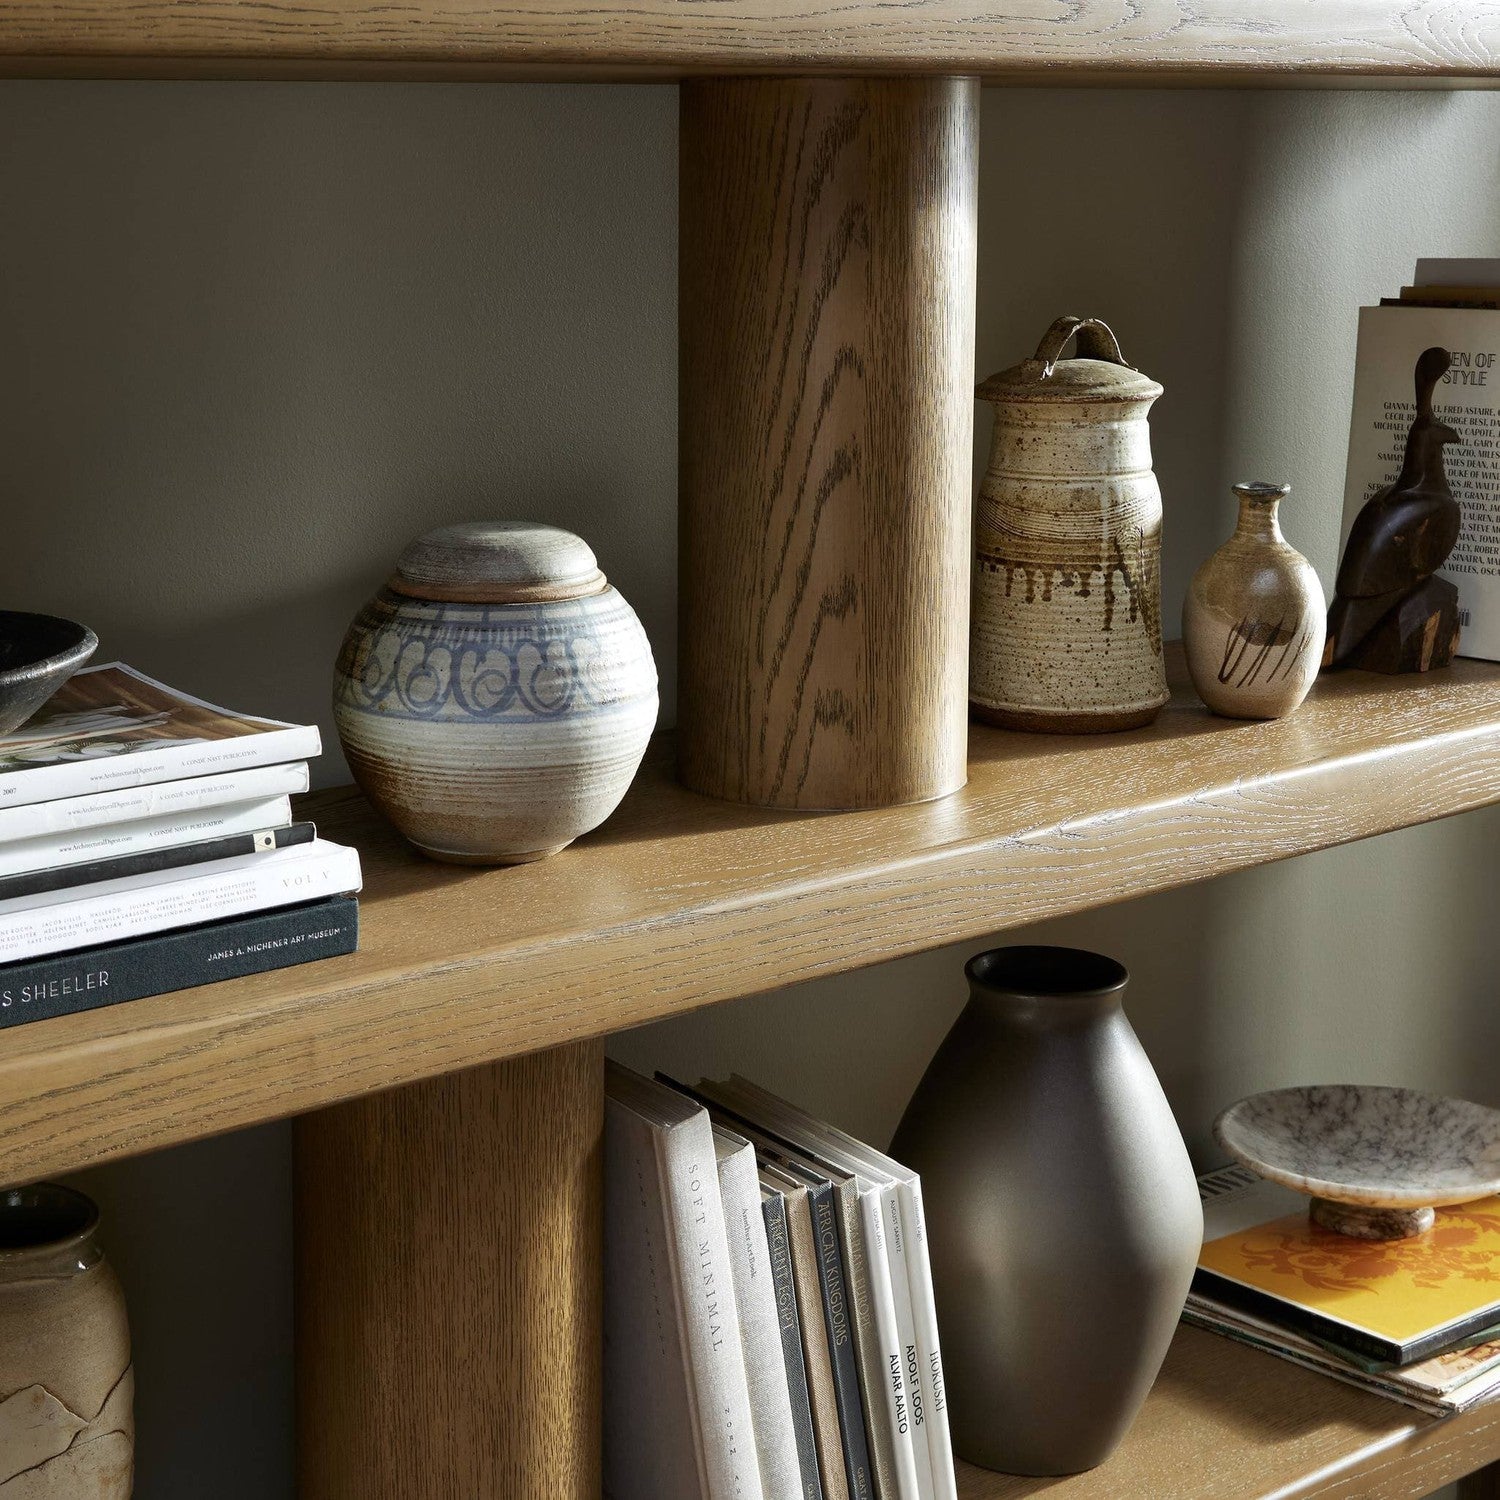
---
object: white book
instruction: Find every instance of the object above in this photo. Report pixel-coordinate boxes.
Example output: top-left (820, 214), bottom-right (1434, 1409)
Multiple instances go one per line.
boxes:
top-left (714, 1127), bottom-right (805, 1500)
top-left (1340, 302), bottom-right (1500, 660)
top-left (0, 662), bottom-right (321, 811)
top-left (605, 1063), bottom-right (765, 1500)
top-left (0, 837), bottom-right (361, 963)
top-left (707, 1078), bottom-right (957, 1500)
top-left (0, 762), bottom-right (309, 844)
top-left (1413, 258), bottom-right (1500, 289)
top-left (0, 795), bottom-right (293, 879)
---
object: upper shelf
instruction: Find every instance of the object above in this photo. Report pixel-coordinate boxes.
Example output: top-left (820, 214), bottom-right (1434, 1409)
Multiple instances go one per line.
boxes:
top-left (4, 646), bottom-right (1500, 1184)
top-left (4, 0), bottom-right (1500, 84)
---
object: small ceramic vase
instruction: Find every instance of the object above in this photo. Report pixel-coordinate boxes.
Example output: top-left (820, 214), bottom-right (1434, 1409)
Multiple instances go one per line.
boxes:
top-left (972, 316), bottom-right (1168, 733)
top-left (334, 522), bottom-right (658, 864)
top-left (0, 1184), bottom-right (133, 1498)
top-left (891, 946), bottom-right (1202, 1477)
top-left (1183, 482), bottom-right (1326, 720)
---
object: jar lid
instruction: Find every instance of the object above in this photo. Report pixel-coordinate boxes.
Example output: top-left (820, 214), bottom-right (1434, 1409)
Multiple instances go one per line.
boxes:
top-left (978, 315), bottom-right (1162, 404)
top-left (388, 522), bottom-right (608, 604)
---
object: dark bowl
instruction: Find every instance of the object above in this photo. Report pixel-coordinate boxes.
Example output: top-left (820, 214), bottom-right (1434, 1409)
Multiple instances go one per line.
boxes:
top-left (0, 612), bottom-right (99, 736)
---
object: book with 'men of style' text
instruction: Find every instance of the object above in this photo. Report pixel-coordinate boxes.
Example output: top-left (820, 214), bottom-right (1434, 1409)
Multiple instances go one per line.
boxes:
top-left (0, 896), bottom-right (359, 1028)
top-left (1195, 1163), bottom-right (1500, 1366)
top-left (0, 663), bottom-right (320, 811)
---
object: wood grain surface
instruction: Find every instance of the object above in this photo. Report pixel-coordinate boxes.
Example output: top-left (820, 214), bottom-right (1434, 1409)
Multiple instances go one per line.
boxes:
top-left (678, 77), bottom-right (976, 810)
top-left (3, 648), bottom-right (1500, 1184)
top-left (295, 1043), bottom-right (601, 1499)
top-left (2, 0), bottom-right (1499, 81)
top-left (956, 1325), bottom-right (1500, 1498)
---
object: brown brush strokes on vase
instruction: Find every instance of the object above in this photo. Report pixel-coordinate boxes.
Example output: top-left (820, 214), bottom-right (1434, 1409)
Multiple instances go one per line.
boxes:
top-left (1183, 481), bottom-right (1326, 720)
top-left (1325, 346), bottom-right (1462, 674)
top-left (971, 316), bottom-right (1169, 734)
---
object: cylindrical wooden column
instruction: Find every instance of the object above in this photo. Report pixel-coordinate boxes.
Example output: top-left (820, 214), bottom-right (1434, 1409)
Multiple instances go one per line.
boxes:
top-left (295, 1042), bottom-right (602, 1499)
top-left (678, 76), bottom-right (979, 811)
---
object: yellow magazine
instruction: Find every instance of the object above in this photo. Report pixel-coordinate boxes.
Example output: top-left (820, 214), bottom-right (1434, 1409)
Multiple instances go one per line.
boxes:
top-left (1196, 1165), bottom-right (1500, 1364)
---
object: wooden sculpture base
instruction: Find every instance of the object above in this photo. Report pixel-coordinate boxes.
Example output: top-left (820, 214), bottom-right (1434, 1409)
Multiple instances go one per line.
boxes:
top-left (1311, 1196), bottom-right (1435, 1241)
top-left (295, 1043), bottom-right (602, 1500)
top-left (1326, 576), bottom-right (1461, 675)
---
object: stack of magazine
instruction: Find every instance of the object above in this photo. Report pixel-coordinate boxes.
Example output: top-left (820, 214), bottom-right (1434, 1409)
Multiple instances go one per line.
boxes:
top-left (605, 1065), bottom-right (957, 1500)
top-left (0, 664), bottom-right (361, 1028)
top-left (1187, 1164), bottom-right (1500, 1416)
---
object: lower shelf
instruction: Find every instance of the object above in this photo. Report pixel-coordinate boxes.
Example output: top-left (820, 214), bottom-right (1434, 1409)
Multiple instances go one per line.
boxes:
top-left (955, 1325), bottom-right (1500, 1499)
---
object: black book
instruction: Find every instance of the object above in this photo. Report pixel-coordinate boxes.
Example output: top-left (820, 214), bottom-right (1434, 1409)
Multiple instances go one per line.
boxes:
top-left (0, 896), bottom-right (358, 1028)
top-left (0, 822), bottom-right (316, 904)
top-left (762, 1182), bottom-right (826, 1500)
top-left (659, 1077), bottom-right (874, 1500)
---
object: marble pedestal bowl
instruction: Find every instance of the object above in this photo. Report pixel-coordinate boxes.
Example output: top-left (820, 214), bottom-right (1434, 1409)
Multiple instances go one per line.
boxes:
top-left (1215, 1085), bottom-right (1500, 1241)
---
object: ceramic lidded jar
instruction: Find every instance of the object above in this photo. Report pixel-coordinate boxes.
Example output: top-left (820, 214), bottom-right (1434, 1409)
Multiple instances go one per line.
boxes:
top-left (0, 1184), bottom-right (134, 1498)
top-left (1183, 482), bottom-right (1327, 720)
top-left (334, 522), bottom-right (658, 865)
top-left (972, 316), bottom-right (1168, 732)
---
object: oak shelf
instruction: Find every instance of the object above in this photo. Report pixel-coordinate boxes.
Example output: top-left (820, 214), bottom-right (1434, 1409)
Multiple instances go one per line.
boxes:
top-left (4, 0), bottom-right (1499, 84)
top-left (4, 647), bottom-right (1500, 1184)
top-left (955, 1325), bottom-right (1500, 1500)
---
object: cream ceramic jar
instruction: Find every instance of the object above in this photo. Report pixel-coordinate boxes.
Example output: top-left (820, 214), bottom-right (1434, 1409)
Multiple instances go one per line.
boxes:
top-left (972, 316), bottom-right (1168, 733)
top-left (334, 522), bottom-right (658, 865)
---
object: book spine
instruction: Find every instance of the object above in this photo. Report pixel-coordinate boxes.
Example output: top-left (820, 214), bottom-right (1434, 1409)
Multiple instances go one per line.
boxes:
top-left (0, 762), bottom-right (310, 842)
top-left (762, 1192), bottom-right (825, 1500)
top-left (783, 1189), bottom-right (850, 1500)
top-left (718, 1144), bottom-right (804, 1500)
top-left (810, 1182), bottom-right (874, 1500)
top-left (880, 1189), bottom-right (934, 1500)
top-left (0, 813), bottom-right (307, 901)
top-left (0, 840), bottom-right (361, 964)
top-left (661, 1115), bottom-right (766, 1500)
top-left (850, 1188), bottom-right (921, 1499)
top-left (896, 1183), bottom-right (956, 1500)
top-left (604, 1094), bottom-right (708, 1500)
top-left (0, 897), bottom-right (357, 1026)
top-left (0, 722), bottom-right (321, 809)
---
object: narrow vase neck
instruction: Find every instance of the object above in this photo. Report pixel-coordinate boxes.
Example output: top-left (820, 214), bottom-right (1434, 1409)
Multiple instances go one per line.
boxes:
top-left (1234, 494), bottom-right (1284, 544)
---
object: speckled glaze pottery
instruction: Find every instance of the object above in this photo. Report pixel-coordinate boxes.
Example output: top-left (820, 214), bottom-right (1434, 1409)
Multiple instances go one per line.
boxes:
top-left (0, 1184), bottom-right (133, 1498)
top-left (334, 522), bottom-right (658, 865)
top-left (1183, 482), bottom-right (1326, 720)
top-left (891, 947), bottom-right (1202, 1476)
top-left (0, 614), bottom-right (97, 737)
top-left (1215, 1085), bottom-right (1500, 1241)
top-left (972, 316), bottom-right (1168, 734)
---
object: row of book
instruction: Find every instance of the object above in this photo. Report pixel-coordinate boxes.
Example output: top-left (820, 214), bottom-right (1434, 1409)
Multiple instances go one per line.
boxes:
top-left (1190, 1163), bottom-right (1500, 1415)
top-left (606, 1066), bottom-right (956, 1500)
top-left (0, 662), bottom-right (361, 1028)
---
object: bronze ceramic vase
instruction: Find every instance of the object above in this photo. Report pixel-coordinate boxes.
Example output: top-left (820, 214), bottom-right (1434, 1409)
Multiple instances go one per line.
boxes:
top-left (1183, 482), bottom-right (1326, 719)
top-left (0, 1184), bottom-right (133, 1497)
top-left (891, 947), bottom-right (1201, 1476)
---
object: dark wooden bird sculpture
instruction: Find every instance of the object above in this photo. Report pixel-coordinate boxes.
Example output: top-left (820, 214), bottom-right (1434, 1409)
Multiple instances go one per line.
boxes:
top-left (1325, 345), bottom-right (1463, 673)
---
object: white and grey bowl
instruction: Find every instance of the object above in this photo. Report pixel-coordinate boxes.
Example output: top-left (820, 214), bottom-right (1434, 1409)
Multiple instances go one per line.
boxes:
top-left (1214, 1085), bottom-right (1500, 1241)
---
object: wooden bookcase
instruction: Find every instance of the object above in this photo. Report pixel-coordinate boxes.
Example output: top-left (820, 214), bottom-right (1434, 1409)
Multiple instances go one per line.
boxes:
top-left (3, 8), bottom-right (1499, 1497)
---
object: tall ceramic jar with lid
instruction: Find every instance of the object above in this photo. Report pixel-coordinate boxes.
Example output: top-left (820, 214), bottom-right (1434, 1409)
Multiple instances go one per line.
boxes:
top-left (972, 316), bottom-right (1168, 732)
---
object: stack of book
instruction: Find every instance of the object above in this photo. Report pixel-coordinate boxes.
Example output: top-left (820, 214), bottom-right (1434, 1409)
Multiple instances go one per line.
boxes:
top-left (606, 1065), bottom-right (957, 1500)
top-left (0, 663), bottom-right (361, 1028)
top-left (1187, 1164), bottom-right (1500, 1415)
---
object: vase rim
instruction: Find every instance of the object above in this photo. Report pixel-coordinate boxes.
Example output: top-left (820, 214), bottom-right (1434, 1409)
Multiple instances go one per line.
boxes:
top-left (966, 945), bottom-right (1128, 1000)
top-left (0, 1183), bottom-right (99, 1257)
